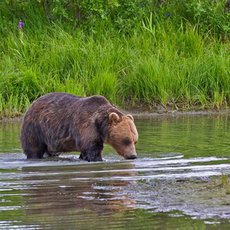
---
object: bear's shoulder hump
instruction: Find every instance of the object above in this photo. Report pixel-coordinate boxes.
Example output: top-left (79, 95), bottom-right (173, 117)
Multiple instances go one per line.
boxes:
top-left (86, 95), bottom-right (110, 105)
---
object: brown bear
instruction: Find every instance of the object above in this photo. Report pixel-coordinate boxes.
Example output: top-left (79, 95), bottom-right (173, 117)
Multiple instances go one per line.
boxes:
top-left (20, 92), bottom-right (138, 162)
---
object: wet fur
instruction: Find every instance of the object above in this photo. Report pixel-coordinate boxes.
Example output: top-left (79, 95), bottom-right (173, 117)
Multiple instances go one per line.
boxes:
top-left (20, 93), bottom-right (124, 162)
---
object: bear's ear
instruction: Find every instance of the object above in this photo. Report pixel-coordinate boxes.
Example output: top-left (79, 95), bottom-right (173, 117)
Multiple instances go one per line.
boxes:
top-left (127, 114), bottom-right (134, 121)
top-left (109, 112), bottom-right (120, 123)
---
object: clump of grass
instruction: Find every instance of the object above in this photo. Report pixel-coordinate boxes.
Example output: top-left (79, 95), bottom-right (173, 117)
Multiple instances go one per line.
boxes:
top-left (221, 174), bottom-right (230, 194)
top-left (0, 94), bottom-right (30, 118)
top-left (119, 22), bottom-right (230, 110)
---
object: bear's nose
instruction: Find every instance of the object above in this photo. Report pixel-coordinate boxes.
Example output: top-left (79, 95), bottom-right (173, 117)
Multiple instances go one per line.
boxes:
top-left (126, 154), bottom-right (137, 160)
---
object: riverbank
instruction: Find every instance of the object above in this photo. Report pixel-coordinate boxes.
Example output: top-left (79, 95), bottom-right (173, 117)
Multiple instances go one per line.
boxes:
top-left (131, 108), bottom-right (230, 119)
top-left (0, 1), bottom-right (229, 115)
top-left (1, 107), bottom-right (229, 124)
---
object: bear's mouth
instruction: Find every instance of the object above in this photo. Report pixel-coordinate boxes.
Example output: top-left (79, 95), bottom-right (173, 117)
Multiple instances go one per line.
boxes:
top-left (124, 154), bottom-right (137, 160)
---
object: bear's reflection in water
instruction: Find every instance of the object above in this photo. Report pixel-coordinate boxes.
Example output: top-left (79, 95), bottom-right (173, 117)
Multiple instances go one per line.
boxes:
top-left (22, 161), bottom-right (137, 227)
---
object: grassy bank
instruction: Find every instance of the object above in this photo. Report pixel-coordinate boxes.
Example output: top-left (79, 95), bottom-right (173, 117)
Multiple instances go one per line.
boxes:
top-left (0, 1), bottom-right (229, 117)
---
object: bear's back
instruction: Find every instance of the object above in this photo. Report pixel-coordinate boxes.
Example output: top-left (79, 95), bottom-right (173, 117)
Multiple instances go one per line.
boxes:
top-left (24, 93), bottom-right (112, 121)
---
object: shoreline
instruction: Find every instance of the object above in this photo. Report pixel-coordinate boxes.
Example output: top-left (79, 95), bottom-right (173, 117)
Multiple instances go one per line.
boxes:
top-left (131, 109), bottom-right (230, 119)
top-left (1, 108), bottom-right (229, 123)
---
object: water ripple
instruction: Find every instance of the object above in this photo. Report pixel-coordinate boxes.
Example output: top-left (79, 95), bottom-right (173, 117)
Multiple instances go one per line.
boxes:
top-left (0, 153), bottom-right (230, 229)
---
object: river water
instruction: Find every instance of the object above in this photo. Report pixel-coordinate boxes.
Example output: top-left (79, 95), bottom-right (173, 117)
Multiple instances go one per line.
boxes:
top-left (0, 115), bottom-right (229, 229)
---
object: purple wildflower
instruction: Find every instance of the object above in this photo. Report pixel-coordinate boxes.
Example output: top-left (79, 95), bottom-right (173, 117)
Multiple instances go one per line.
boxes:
top-left (18, 20), bottom-right (24, 29)
top-left (165, 12), bottom-right (171, 18)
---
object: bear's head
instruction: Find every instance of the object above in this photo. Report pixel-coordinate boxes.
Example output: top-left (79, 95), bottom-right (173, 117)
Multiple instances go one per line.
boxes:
top-left (106, 112), bottom-right (138, 160)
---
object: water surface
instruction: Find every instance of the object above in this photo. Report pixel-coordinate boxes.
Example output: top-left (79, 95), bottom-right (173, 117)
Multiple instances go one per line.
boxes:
top-left (0, 115), bottom-right (230, 229)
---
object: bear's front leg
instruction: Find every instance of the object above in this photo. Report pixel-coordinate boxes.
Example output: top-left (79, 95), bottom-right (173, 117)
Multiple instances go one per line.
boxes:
top-left (79, 149), bottom-right (103, 162)
top-left (79, 151), bottom-right (102, 162)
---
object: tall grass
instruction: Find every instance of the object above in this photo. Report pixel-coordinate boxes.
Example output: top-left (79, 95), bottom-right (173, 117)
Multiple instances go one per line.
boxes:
top-left (0, 17), bottom-right (229, 117)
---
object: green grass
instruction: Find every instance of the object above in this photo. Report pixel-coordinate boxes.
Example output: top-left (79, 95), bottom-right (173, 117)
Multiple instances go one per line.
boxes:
top-left (221, 174), bottom-right (230, 195)
top-left (0, 18), bottom-right (229, 117)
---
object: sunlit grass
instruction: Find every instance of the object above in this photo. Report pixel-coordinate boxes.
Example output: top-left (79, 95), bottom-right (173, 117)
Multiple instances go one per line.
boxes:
top-left (0, 19), bottom-right (229, 116)
top-left (0, 94), bottom-right (30, 118)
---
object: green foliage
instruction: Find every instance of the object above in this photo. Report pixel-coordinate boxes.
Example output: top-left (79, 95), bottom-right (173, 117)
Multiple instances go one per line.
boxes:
top-left (1, 0), bottom-right (229, 35)
top-left (183, 0), bottom-right (230, 35)
top-left (0, 0), bottom-right (229, 116)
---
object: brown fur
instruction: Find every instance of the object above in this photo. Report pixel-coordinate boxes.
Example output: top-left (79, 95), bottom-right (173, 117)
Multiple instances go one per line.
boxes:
top-left (20, 92), bottom-right (138, 161)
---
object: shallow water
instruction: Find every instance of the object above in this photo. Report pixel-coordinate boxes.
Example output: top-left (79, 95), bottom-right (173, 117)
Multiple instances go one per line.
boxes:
top-left (0, 115), bottom-right (230, 229)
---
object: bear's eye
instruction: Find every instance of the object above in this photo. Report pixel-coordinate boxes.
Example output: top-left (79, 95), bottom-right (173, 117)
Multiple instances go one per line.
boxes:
top-left (122, 138), bottom-right (131, 146)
